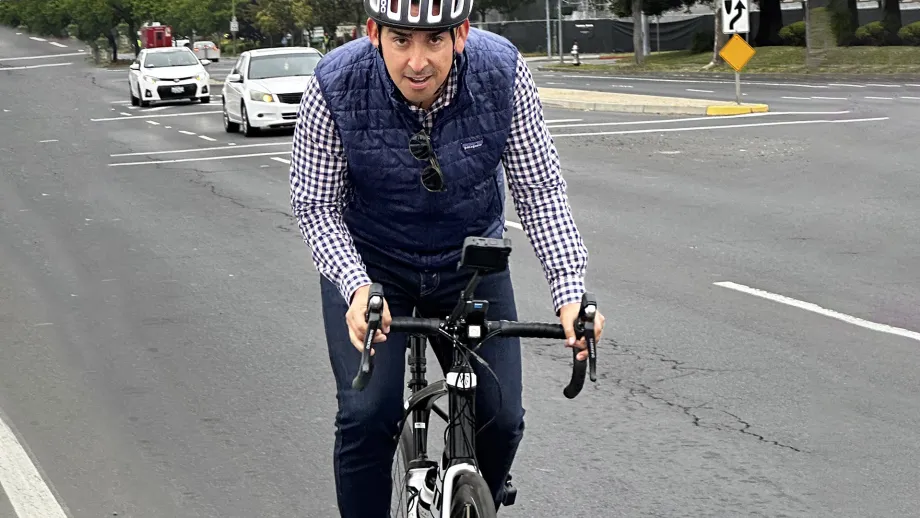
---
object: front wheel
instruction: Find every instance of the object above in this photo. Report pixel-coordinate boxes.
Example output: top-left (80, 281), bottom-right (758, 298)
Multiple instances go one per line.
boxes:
top-left (449, 473), bottom-right (497, 518)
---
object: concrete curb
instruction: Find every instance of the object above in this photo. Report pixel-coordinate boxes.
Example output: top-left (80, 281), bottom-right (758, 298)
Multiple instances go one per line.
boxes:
top-left (540, 98), bottom-right (770, 116)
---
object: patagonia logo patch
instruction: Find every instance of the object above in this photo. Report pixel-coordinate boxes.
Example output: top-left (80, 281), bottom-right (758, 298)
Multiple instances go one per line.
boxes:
top-left (462, 139), bottom-right (484, 151)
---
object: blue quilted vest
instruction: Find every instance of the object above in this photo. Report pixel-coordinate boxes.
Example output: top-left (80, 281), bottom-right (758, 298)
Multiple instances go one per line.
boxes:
top-left (313, 28), bottom-right (518, 270)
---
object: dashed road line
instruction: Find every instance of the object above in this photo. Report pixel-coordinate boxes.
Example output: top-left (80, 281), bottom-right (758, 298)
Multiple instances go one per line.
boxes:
top-left (0, 52), bottom-right (85, 62)
top-left (109, 151), bottom-right (292, 167)
top-left (48, 42), bottom-right (68, 48)
top-left (198, 135), bottom-right (217, 142)
top-left (178, 131), bottom-right (196, 136)
top-left (110, 141), bottom-right (289, 157)
top-left (28, 36), bottom-right (47, 42)
top-left (146, 121), bottom-right (160, 125)
top-left (91, 111), bottom-right (221, 122)
top-left (864, 96), bottom-right (893, 100)
top-left (270, 157), bottom-right (291, 165)
top-left (2, 63), bottom-right (72, 71)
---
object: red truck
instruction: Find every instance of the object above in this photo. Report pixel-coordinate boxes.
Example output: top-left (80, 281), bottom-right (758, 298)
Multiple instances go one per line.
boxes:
top-left (139, 24), bottom-right (173, 49)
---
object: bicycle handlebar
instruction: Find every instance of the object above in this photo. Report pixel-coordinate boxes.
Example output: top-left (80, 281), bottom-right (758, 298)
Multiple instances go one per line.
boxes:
top-left (351, 283), bottom-right (599, 399)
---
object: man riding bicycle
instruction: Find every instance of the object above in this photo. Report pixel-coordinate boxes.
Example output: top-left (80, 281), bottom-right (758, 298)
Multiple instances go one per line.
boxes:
top-left (289, 0), bottom-right (606, 515)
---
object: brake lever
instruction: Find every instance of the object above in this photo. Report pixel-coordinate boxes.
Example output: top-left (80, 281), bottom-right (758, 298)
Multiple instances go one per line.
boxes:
top-left (563, 292), bottom-right (598, 399)
top-left (351, 283), bottom-right (385, 391)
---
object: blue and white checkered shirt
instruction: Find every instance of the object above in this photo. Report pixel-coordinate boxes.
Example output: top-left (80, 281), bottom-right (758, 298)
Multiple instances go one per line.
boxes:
top-left (289, 52), bottom-right (589, 312)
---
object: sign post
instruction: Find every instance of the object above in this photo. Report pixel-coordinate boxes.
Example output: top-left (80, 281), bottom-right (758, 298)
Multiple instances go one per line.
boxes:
top-left (230, 16), bottom-right (238, 55)
top-left (720, 0), bottom-right (753, 105)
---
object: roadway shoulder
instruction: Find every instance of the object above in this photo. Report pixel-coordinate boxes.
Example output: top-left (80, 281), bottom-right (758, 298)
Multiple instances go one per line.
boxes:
top-left (537, 87), bottom-right (769, 116)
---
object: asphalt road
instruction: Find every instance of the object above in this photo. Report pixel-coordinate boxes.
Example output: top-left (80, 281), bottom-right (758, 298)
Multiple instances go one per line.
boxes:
top-left (2, 27), bottom-right (920, 518)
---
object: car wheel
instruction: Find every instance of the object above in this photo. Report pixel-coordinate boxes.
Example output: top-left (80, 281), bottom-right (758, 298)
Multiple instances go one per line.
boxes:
top-left (241, 103), bottom-right (258, 137)
top-left (200, 96), bottom-right (211, 104)
top-left (223, 100), bottom-right (240, 133)
top-left (130, 84), bottom-right (139, 106)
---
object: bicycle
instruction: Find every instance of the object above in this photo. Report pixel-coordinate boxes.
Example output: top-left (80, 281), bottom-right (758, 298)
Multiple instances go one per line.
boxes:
top-left (351, 236), bottom-right (599, 518)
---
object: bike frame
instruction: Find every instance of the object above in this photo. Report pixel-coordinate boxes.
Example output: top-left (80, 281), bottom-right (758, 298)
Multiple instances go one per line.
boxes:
top-left (397, 279), bottom-right (493, 517)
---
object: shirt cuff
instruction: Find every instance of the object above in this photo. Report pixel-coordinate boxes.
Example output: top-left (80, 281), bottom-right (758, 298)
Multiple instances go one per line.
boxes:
top-left (551, 275), bottom-right (586, 314)
top-left (340, 267), bottom-right (373, 304)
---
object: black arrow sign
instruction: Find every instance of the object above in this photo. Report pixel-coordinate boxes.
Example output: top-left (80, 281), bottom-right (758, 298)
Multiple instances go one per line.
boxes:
top-left (729, 0), bottom-right (746, 31)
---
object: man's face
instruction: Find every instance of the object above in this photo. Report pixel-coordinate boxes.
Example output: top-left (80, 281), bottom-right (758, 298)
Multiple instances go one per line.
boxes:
top-left (368, 17), bottom-right (469, 109)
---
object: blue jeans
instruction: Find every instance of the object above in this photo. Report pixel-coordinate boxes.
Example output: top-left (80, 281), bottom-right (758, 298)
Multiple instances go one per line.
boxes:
top-left (319, 245), bottom-right (525, 518)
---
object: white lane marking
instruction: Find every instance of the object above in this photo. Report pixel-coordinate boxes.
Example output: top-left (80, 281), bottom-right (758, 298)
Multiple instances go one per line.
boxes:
top-left (551, 117), bottom-right (888, 138)
top-left (864, 96), bottom-right (893, 100)
top-left (714, 281), bottom-right (920, 343)
top-left (545, 82), bottom-right (564, 85)
top-left (0, 412), bottom-right (69, 518)
top-left (38, 140), bottom-right (58, 143)
top-left (198, 135), bottom-right (217, 142)
top-left (686, 88), bottom-right (714, 93)
top-left (866, 83), bottom-right (900, 88)
top-left (907, 84), bottom-right (920, 87)
top-left (545, 110), bottom-right (851, 129)
top-left (165, 126), bottom-right (172, 129)
top-left (0, 52), bottom-right (84, 62)
top-left (270, 157), bottom-right (291, 164)
top-left (91, 111), bottom-right (221, 122)
top-left (109, 151), bottom-right (293, 167)
top-left (782, 96), bottom-right (811, 100)
top-left (2, 63), bottom-right (71, 71)
top-left (829, 83), bottom-right (865, 88)
top-left (178, 130), bottom-right (196, 136)
top-left (903, 96), bottom-right (920, 100)
top-left (146, 121), bottom-right (160, 125)
top-left (29, 36), bottom-right (47, 42)
top-left (119, 112), bottom-right (132, 117)
top-left (110, 100), bottom-right (131, 104)
top-left (143, 106), bottom-right (170, 112)
top-left (48, 42), bottom-right (68, 48)
top-left (545, 119), bottom-right (584, 124)
top-left (812, 96), bottom-right (847, 100)
top-left (505, 221), bottom-right (523, 230)
top-left (565, 74), bottom-right (829, 89)
top-left (110, 141), bottom-right (289, 157)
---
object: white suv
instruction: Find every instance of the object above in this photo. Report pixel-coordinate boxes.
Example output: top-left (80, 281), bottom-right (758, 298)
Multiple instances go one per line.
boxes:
top-left (129, 47), bottom-right (212, 107)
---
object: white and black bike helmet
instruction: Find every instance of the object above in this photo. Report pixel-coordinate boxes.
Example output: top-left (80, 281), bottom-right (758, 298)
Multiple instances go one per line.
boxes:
top-left (364, 0), bottom-right (474, 30)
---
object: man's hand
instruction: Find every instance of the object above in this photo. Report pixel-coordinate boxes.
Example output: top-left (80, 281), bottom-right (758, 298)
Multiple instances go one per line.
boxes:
top-left (559, 300), bottom-right (605, 361)
top-left (346, 284), bottom-right (392, 355)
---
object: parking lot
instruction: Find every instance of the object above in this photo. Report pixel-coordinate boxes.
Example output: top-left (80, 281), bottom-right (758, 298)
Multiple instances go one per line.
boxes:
top-left (3, 25), bottom-right (920, 518)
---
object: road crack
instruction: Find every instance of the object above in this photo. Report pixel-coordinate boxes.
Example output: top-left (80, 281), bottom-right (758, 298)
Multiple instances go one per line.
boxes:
top-left (602, 341), bottom-right (803, 453)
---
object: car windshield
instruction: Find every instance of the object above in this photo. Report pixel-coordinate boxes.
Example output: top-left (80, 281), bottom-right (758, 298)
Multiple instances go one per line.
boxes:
top-left (247, 53), bottom-right (320, 79)
top-left (144, 50), bottom-right (199, 68)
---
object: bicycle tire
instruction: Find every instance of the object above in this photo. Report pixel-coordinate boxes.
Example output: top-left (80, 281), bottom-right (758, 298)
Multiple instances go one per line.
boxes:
top-left (449, 473), bottom-right (497, 518)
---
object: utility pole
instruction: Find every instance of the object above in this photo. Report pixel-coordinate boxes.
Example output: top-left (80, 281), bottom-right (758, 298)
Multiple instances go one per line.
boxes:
top-left (557, 0), bottom-right (564, 64)
top-left (545, 0), bottom-right (552, 58)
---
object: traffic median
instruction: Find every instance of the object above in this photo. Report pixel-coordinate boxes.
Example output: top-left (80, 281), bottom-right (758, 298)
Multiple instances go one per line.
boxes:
top-left (537, 87), bottom-right (769, 116)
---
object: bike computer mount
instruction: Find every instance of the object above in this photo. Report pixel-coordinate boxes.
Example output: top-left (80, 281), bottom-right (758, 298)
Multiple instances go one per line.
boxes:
top-left (447, 237), bottom-right (511, 328)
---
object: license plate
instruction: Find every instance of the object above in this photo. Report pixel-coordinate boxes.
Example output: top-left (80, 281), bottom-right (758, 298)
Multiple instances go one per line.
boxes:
top-left (171, 86), bottom-right (184, 93)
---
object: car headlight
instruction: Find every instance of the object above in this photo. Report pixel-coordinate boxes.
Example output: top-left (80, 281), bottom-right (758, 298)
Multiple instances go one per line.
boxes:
top-left (250, 90), bottom-right (274, 103)
top-left (143, 75), bottom-right (158, 83)
top-left (195, 73), bottom-right (207, 81)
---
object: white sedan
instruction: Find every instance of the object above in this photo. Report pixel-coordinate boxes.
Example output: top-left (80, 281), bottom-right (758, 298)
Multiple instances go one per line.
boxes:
top-left (221, 47), bottom-right (323, 136)
top-left (129, 46), bottom-right (212, 107)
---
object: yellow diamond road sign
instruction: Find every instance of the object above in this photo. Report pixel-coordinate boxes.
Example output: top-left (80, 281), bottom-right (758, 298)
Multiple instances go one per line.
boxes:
top-left (719, 34), bottom-right (756, 72)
